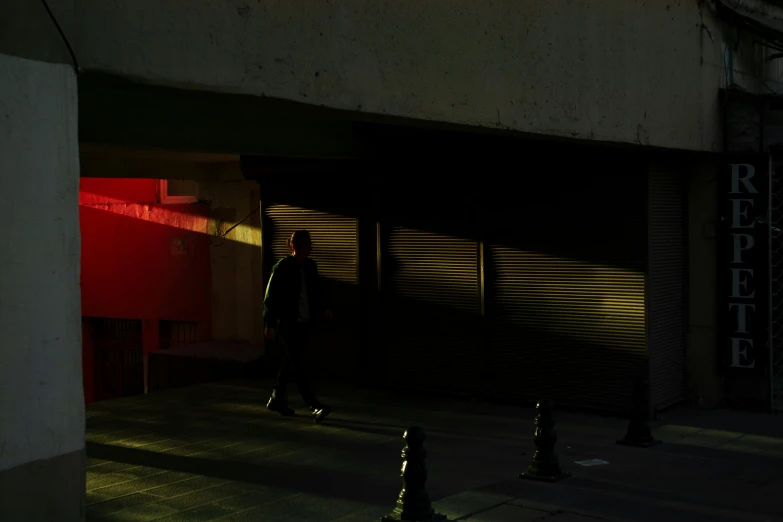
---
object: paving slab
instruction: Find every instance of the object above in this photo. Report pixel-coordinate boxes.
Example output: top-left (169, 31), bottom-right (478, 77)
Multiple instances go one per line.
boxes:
top-left (431, 491), bottom-right (515, 520)
top-left (549, 514), bottom-right (607, 522)
top-left (463, 504), bottom-right (551, 521)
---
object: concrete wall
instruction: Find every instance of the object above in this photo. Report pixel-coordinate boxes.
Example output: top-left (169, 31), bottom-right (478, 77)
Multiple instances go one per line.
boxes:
top-left (78, 179), bottom-right (212, 343)
top-left (78, 154), bottom-right (263, 347)
top-left (0, 0), bottom-right (75, 65)
top-left (4, 0), bottom-right (768, 152)
top-left (199, 171), bottom-right (264, 347)
top-left (5, 0), bottom-right (780, 156)
top-left (0, 52), bottom-right (85, 521)
top-left (79, 178), bottom-right (213, 403)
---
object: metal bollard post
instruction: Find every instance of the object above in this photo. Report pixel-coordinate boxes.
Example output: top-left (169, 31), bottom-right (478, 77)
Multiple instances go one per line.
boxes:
top-left (519, 399), bottom-right (571, 482)
top-left (381, 426), bottom-right (446, 521)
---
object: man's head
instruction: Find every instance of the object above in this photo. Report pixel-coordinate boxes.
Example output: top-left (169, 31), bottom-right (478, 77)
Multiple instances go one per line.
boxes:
top-left (287, 230), bottom-right (312, 259)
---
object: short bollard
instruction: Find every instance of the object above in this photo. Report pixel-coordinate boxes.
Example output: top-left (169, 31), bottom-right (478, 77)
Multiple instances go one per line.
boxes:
top-left (381, 426), bottom-right (446, 522)
top-left (519, 399), bottom-right (571, 482)
top-left (617, 367), bottom-right (661, 448)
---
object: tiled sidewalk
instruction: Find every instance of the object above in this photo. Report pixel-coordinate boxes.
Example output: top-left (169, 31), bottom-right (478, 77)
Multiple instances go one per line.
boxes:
top-left (85, 380), bottom-right (527, 521)
top-left (85, 380), bottom-right (783, 521)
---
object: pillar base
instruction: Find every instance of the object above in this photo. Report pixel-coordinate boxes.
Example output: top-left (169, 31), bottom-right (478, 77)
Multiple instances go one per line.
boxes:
top-left (0, 449), bottom-right (85, 522)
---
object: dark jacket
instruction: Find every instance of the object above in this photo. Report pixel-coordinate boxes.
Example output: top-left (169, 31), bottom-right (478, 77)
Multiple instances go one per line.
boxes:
top-left (264, 256), bottom-right (327, 328)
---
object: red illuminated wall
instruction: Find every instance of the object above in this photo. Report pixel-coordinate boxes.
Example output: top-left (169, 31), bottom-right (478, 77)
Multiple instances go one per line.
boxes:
top-left (80, 178), bottom-right (212, 402)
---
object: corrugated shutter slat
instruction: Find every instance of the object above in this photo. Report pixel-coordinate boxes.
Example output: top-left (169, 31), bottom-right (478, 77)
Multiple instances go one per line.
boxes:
top-left (648, 169), bottom-right (686, 409)
top-left (772, 164), bottom-right (783, 409)
top-left (376, 227), bottom-right (482, 395)
top-left (485, 246), bottom-right (647, 411)
top-left (265, 205), bottom-right (358, 284)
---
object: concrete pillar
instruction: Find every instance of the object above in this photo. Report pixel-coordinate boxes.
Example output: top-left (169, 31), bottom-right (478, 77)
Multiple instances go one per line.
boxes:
top-left (203, 174), bottom-right (263, 345)
top-left (686, 155), bottom-right (721, 407)
top-left (0, 53), bottom-right (85, 521)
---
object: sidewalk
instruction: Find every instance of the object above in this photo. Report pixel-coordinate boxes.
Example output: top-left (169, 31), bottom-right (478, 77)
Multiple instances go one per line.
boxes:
top-left (84, 379), bottom-right (783, 521)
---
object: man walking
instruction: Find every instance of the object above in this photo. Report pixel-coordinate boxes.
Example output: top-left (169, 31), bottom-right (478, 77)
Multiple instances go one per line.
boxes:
top-left (263, 230), bottom-right (332, 423)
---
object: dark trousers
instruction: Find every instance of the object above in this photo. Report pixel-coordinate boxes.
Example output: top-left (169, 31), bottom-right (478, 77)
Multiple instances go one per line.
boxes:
top-left (273, 322), bottom-right (321, 408)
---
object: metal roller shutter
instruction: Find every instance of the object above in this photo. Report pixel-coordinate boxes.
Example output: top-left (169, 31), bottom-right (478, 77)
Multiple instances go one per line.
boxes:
top-left (265, 204), bottom-right (358, 285)
top-left (263, 204), bottom-right (359, 381)
top-left (483, 171), bottom-right (648, 412)
top-left (372, 171), bottom-right (484, 397)
top-left (773, 162), bottom-right (783, 411)
top-left (376, 225), bottom-right (481, 395)
top-left (647, 166), bottom-right (686, 410)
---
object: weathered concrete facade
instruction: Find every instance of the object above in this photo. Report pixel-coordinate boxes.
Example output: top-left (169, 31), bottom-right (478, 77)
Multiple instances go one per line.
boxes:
top-left (15, 0), bottom-right (733, 150)
top-left (4, 0), bottom-right (783, 517)
top-left (6, 0), bottom-right (778, 151)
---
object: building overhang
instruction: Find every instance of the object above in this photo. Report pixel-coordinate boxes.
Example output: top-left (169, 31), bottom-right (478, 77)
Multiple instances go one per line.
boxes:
top-left (715, 0), bottom-right (783, 50)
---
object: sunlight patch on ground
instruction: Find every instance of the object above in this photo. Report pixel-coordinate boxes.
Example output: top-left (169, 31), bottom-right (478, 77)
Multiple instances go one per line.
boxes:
top-left (655, 425), bottom-right (783, 456)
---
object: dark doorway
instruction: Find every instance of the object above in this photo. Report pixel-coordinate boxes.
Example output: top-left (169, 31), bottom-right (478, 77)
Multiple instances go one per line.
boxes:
top-left (90, 317), bottom-right (144, 401)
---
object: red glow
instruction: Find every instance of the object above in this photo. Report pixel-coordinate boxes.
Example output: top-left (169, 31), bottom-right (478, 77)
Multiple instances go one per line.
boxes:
top-left (80, 178), bottom-right (212, 403)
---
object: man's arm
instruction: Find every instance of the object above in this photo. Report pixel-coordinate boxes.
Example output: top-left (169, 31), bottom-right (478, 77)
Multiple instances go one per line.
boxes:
top-left (263, 263), bottom-right (281, 329)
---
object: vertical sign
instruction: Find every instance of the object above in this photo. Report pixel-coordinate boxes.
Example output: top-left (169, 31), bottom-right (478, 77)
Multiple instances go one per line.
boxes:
top-left (719, 155), bottom-right (771, 374)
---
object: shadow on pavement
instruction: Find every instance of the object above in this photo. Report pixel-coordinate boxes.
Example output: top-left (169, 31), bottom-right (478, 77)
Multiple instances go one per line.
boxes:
top-left (324, 419), bottom-right (405, 439)
top-left (86, 441), bottom-right (394, 507)
top-left (88, 414), bottom-right (402, 458)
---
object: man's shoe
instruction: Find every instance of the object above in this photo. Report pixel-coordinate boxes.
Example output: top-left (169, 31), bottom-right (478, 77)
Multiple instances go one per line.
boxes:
top-left (311, 405), bottom-right (331, 424)
top-left (267, 397), bottom-right (295, 416)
